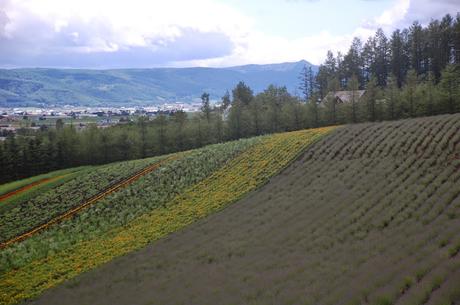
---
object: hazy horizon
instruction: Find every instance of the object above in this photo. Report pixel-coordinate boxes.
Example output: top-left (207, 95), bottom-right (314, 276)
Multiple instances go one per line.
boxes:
top-left (0, 59), bottom-right (312, 70)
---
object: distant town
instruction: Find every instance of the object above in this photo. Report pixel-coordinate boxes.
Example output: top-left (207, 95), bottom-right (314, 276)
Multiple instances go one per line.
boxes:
top-left (0, 102), bottom-right (205, 138)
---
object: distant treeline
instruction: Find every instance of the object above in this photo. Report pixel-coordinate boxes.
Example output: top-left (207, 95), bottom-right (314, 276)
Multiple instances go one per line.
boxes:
top-left (1, 14), bottom-right (460, 184)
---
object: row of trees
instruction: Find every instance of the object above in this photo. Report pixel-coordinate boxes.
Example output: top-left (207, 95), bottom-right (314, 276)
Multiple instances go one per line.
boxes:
top-left (1, 14), bottom-right (460, 184)
top-left (0, 82), bottom-right (307, 183)
top-left (310, 13), bottom-right (460, 99)
top-left (3, 65), bottom-right (459, 184)
top-left (298, 13), bottom-right (460, 125)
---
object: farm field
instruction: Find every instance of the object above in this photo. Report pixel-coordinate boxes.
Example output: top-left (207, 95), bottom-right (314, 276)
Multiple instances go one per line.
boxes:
top-left (0, 156), bottom-right (171, 243)
top-left (0, 126), bottom-right (333, 305)
top-left (10, 114), bottom-right (460, 305)
top-left (0, 167), bottom-right (89, 205)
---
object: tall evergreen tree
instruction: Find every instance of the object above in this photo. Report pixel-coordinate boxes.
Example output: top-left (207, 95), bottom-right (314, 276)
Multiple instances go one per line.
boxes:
top-left (138, 116), bottom-right (148, 158)
top-left (453, 14), bottom-right (460, 64)
top-left (365, 75), bottom-right (379, 122)
top-left (384, 74), bottom-right (400, 120)
top-left (439, 64), bottom-right (460, 114)
top-left (220, 91), bottom-right (231, 112)
top-left (403, 69), bottom-right (418, 117)
top-left (347, 75), bottom-right (360, 123)
top-left (343, 37), bottom-right (364, 87)
top-left (326, 77), bottom-right (340, 125)
top-left (374, 28), bottom-right (390, 87)
top-left (408, 21), bottom-right (425, 75)
top-left (201, 92), bottom-right (211, 123)
top-left (390, 29), bottom-right (409, 87)
top-left (232, 81), bottom-right (253, 105)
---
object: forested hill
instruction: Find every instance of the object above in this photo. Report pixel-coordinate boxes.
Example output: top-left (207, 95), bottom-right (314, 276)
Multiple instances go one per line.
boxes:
top-left (0, 60), bottom-right (315, 107)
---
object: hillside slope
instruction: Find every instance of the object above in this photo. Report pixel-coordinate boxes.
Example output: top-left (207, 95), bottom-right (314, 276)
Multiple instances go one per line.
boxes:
top-left (0, 60), bottom-right (314, 107)
top-left (0, 127), bottom-right (333, 305)
top-left (25, 114), bottom-right (460, 305)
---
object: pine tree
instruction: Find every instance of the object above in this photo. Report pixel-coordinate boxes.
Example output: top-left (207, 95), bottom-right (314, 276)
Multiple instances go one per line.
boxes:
top-left (232, 81), bottom-right (253, 105)
top-left (385, 75), bottom-right (401, 120)
top-left (408, 22), bottom-right (424, 75)
top-left (138, 116), bottom-right (148, 158)
top-left (453, 14), bottom-right (460, 64)
top-left (420, 72), bottom-right (437, 116)
top-left (172, 110), bottom-right (187, 150)
top-left (347, 74), bottom-right (360, 123)
top-left (390, 29), bottom-right (409, 87)
top-left (343, 37), bottom-right (364, 87)
top-left (365, 75), bottom-right (378, 122)
top-left (439, 64), bottom-right (460, 114)
top-left (403, 69), bottom-right (418, 117)
top-left (220, 91), bottom-right (231, 112)
top-left (200, 92), bottom-right (211, 123)
top-left (326, 77), bottom-right (340, 125)
top-left (375, 28), bottom-right (390, 87)
top-left (308, 93), bottom-right (320, 127)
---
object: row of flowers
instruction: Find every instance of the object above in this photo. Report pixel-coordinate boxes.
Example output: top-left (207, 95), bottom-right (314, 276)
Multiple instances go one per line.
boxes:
top-left (0, 127), bottom-right (336, 305)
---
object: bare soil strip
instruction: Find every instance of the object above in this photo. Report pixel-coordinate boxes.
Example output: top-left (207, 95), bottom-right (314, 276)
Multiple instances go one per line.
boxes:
top-left (0, 175), bottom-right (67, 202)
top-left (0, 156), bottom-right (177, 249)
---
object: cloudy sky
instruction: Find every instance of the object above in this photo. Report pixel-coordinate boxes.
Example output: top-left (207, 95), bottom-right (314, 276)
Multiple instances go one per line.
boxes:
top-left (0, 0), bottom-right (458, 68)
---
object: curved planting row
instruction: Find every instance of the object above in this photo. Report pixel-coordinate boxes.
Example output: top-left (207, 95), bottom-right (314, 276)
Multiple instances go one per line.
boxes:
top-left (0, 167), bottom-right (88, 200)
top-left (0, 157), bottom-right (166, 243)
top-left (0, 155), bottom-right (178, 250)
top-left (0, 175), bottom-right (66, 202)
top-left (0, 136), bottom-right (263, 274)
top-left (246, 114), bottom-right (460, 305)
top-left (0, 167), bottom-right (91, 214)
top-left (0, 126), bottom-right (335, 305)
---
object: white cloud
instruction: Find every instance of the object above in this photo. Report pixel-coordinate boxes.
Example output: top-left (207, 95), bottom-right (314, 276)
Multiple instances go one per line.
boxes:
top-left (375, 0), bottom-right (410, 27)
top-left (0, 0), bottom-right (458, 68)
top-left (0, 0), bottom-right (252, 66)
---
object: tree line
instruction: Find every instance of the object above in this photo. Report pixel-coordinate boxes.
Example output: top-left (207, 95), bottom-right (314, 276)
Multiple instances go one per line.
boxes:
top-left (1, 13), bottom-right (460, 184)
top-left (305, 13), bottom-right (460, 125)
top-left (0, 82), bottom-right (309, 183)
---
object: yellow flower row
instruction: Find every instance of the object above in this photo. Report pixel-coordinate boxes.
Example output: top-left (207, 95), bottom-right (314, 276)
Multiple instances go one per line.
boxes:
top-left (0, 126), bottom-right (336, 305)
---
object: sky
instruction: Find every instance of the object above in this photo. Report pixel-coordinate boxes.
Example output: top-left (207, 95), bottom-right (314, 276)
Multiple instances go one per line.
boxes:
top-left (0, 0), bottom-right (459, 68)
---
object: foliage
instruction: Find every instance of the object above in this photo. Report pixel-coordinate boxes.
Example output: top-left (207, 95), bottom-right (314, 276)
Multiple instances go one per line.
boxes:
top-left (0, 127), bottom-right (334, 305)
top-left (0, 157), bottom-right (166, 243)
top-left (0, 169), bottom-right (88, 214)
top-left (0, 167), bottom-right (86, 198)
top-left (0, 136), bottom-right (262, 272)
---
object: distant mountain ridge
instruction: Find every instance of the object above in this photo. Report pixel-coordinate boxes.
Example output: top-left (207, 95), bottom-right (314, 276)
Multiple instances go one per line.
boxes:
top-left (0, 60), bottom-right (316, 107)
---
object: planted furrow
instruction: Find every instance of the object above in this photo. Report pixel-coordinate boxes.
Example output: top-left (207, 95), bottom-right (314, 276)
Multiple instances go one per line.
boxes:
top-left (0, 127), bottom-right (335, 305)
top-left (0, 156), bottom-right (177, 249)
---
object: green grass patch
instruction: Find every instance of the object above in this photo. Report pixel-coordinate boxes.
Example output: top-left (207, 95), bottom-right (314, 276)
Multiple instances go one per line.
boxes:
top-left (0, 167), bottom-right (87, 197)
top-left (0, 166), bottom-right (94, 214)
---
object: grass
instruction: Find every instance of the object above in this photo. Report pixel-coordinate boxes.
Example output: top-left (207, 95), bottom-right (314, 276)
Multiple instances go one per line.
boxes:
top-left (0, 127), bottom-right (335, 305)
top-left (0, 169), bottom-right (92, 214)
top-left (2, 114), bottom-right (460, 305)
top-left (0, 166), bottom-right (88, 199)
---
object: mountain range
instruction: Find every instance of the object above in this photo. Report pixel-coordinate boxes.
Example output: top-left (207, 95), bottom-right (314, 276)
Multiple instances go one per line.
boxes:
top-left (0, 60), bottom-right (316, 107)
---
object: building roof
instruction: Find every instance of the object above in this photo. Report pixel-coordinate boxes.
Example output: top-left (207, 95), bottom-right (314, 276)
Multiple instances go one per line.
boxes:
top-left (322, 90), bottom-right (366, 104)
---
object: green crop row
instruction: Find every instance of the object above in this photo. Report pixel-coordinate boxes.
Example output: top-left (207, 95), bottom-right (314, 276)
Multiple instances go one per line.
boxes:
top-left (0, 127), bottom-right (335, 305)
top-left (0, 157), bottom-right (168, 243)
top-left (0, 136), bottom-right (263, 274)
top-left (0, 167), bottom-right (92, 214)
top-left (0, 167), bottom-right (87, 198)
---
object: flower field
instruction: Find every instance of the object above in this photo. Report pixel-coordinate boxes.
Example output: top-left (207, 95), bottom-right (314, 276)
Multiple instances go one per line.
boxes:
top-left (0, 166), bottom-right (90, 210)
top-left (0, 127), bottom-right (335, 305)
top-left (0, 157), bottom-right (168, 243)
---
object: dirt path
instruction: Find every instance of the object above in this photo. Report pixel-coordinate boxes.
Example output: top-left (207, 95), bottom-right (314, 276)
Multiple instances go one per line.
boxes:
top-left (0, 156), bottom-right (177, 249)
top-left (0, 175), bottom-right (68, 202)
